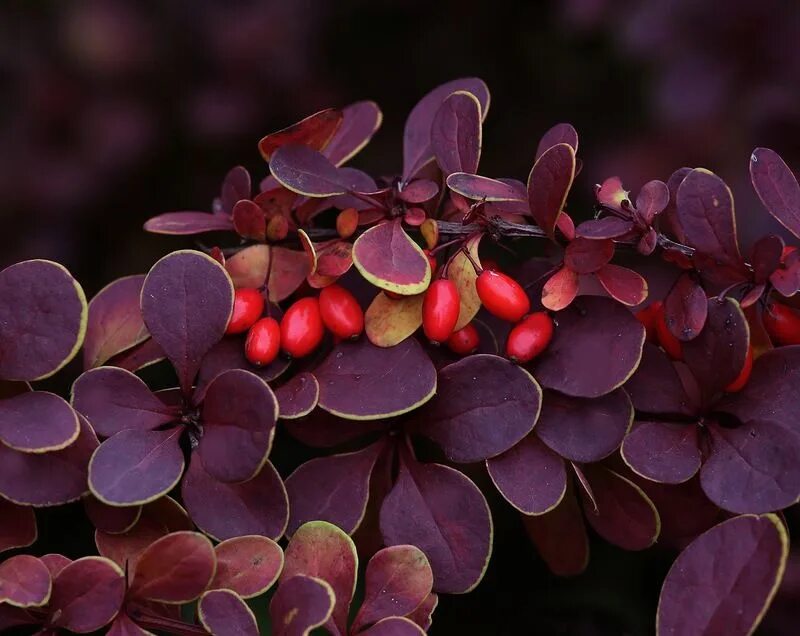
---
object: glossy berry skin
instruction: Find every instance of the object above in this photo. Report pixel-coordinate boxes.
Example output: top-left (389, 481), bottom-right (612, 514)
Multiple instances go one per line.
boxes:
top-left (281, 297), bottom-right (325, 358)
top-left (226, 288), bottom-right (265, 335)
top-left (475, 270), bottom-right (530, 322)
top-left (635, 303), bottom-right (660, 344)
top-left (244, 317), bottom-right (280, 366)
top-left (653, 301), bottom-right (683, 360)
top-left (763, 302), bottom-right (800, 346)
top-left (422, 279), bottom-right (460, 343)
top-left (505, 312), bottom-right (554, 363)
top-left (724, 346), bottom-right (753, 393)
top-left (447, 323), bottom-right (480, 355)
top-left (319, 284), bottom-right (364, 340)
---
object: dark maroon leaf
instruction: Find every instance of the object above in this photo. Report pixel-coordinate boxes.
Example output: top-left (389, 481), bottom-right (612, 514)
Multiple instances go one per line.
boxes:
top-left (360, 617), bottom-right (426, 636)
top-left (657, 514), bottom-right (788, 636)
top-left (751, 235), bottom-right (783, 284)
top-left (72, 367), bottom-right (177, 438)
top-left (259, 109), bottom-right (343, 161)
top-left (143, 212), bottom-right (234, 235)
top-left (750, 147), bottom-right (800, 239)
top-left (211, 535), bottom-right (283, 598)
top-left (530, 296), bottom-right (646, 398)
top-left (269, 574), bottom-right (334, 636)
top-left (623, 343), bottom-right (698, 415)
top-left (89, 427), bottom-right (184, 506)
top-left (575, 217), bottom-right (634, 239)
top-left (486, 434), bottom-right (567, 514)
top-left (379, 448), bottom-right (492, 594)
top-left (535, 123), bottom-right (578, 160)
top-left (675, 169), bottom-right (743, 269)
top-left (446, 173), bottom-right (526, 202)
top-left (0, 260), bottom-right (87, 382)
top-left (83, 275), bottom-right (148, 369)
top-left (49, 556), bottom-right (125, 633)
top-left (199, 589), bottom-right (258, 636)
top-left (431, 91), bottom-right (482, 176)
top-left (84, 496), bottom-right (141, 534)
top-left (276, 372), bottom-right (319, 419)
top-left (622, 421), bottom-right (700, 484)
top-left (352, 220), bottom-right (431, 295)
top-left (107, 611), bottom-right (150, 636)
top-left (536, 389), bottom-right (632, 462)
top-left (0, 499), bottom-right (37, 552)
top-left (182, 457), bottom-right (288, 541)
top-left (0, 391), bottom-right (79, 452)
top-left (635, 179), bottom-right (670, 225)
top-left (661, 167), bottom-right (692, 241)
top-left (326, 101), bottom-right (383, 166)
top-left (527, 143), bottom-right (576, 238)
top-left (596, 265), bottom-right (648, 306)
top-left (106, 338), bottom-right (165, 373)
top-left (0, 555), bottom-right (51, 607)
top-left (416, 354), bottom-right (541, 462)
top-left (664, 272), bottom-right (708, 341)
top-left (315, 338), bottom-right (436, 420)
top-left (564, 238), bottom-right (614, 274)
top-left (270, 144), bottom-right (348, 197)
top-left (284, 409), bottom-right (386, 449)
top-left (232, 199), bottom-right (266, 241)
top-left (220, 166), bottom-right (252, 214)
top-left (403, 78), bottom-right (489, 181)
top-left (285, 440), bottom-right (384, 536)
top-left (141, 250), bottom-right (234, 396)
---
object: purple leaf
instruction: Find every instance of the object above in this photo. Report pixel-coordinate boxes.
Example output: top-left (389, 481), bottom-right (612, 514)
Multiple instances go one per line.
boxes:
top-left (143, 212), bottom-right (234, 235)
top-left (315, 338), bottom-right (436, 420)
top-left (284, 409), bottom-right (386, 449)
top-left (635, 179), bottom-right (670, 225)
top-left (596, 264), bottom-right (648, 306)
top-left (285, 440), bottom-right (384, 536)
top-left (535, 389), bottom-right (632, 462)
top-left (657, 514), bottom-right (788, 636)
top-left (379, 448), bottom-right (492, 594)
top-left (269, 574), bottom-right (335, 636)
top-left (83, 496), bottom-right (141, 534)
top-left (353, 220), bottom-right (432, 295)
top-left (750, 147), bottom-right (800, 239)
top-left (397, 179), bottom-right (438, 204)
top-left (622, 421), bottom-right (700, 484)
top-left (0, 555), bottom-right (51, 607)
top-left (258, 109), bottom-right (343, 162)
top-left (72, 367), bottom-right (177, 437)
top-left (106, 338), bottom-right (165, 373)
top-left (83, 275), bottom-right (148, 369)
top-left (221, 166), bottom-right (252, 214)
top-left (0, 391), bottom-right (79, 452)
top-left (406, 593), bottom-right (438, 632)
top-left (0, 499), bottom-right (37, 552)
top-left (530, 296), bottom-right (646, 398)
top-left (431, 91), bottom-right (482, 176)
top-left (564, 237), bottom-right (614, 274)
top-left (636, 477), bottom-right (720, 547)
top-left (486, 433), bottom-right (567, 514)
top-left (89, 427), bottom-right (184, 506)
top-left (527, 143), bottom-right (576, 238)
top-left (623, 343), bottom-right (698, 415)
top-left (182, 457), bottom-right (288, 541)
top-left (750, 235), bottom-right (783, 284)
top-left (403, 78), bottom-right (489, 181)
top-left (535, 123), bottom-right (579, 160)
top-left (276, 372), bottom-right (319, 419)
top-left (360, 617), bottom-right (427, 636)
top-left (198, 589), bottom-right (258, 636)
top-left (141, 250), bottom-right (234, 396)
top-left (664, 272), bottom-right (708, 341)
top-left (661, 167), bottom-right (692, 241)
top-left (575, 217), bottom-right (635, 239)
top-left (416, 354), bottom-right (541, 462)
top-left (446, 173), bottom-right (526, 202)
top-left (270, 144), bottom-right (349, 197)
top-left (0, 260), bottom-right (87, 382)
top-left (49, 556), bottom-right (125, 633)
top-left (326, 101), bottom-right (383, 166)
top-left (232, 200), bottom-right (266, 241)
top-left (211, 535), bottom-right (283, 599)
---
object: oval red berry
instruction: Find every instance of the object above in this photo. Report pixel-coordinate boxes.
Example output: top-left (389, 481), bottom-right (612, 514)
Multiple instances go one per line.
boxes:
top-left (763, 302), bottom-right (800, 346)
top-left (475, 270), bottom-right (530, 322)
top-left (505, 312), bottom-right (554, 363)
top-left (422, 279), bottom-right (460, 343)
top-left (653, 301), bottom-right (683, 360)
top-left (281, 297), bottom-right (325, 358)
top-left (244, 317), bottom-right (281, 366)
top-left (226, 288), bottom-right (265, 335)
top-left (446, 323), bottom-right (480, 355)
top-left (319, 284), bottom-right (364, 340)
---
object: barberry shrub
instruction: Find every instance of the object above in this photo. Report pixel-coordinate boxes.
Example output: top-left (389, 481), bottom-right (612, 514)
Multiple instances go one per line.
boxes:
top-left (2, 78), bottom-right (800, 635)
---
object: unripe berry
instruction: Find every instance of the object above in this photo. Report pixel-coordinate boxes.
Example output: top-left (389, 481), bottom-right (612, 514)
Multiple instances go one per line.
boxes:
top-left (422, 279), bottom-right (460, 343)
top-left (475, 270), bottom-right (530, 322)
top-left (319, 284), bottom-right (364, 340)
top-left (281, 297), bottom-right (325, 358)
top-left (724, 346), bottom-right (753, 393)
top-left (653, 301), bottom-right (683, 360)
top-left (244, 317), bottom-right (280, 366)
top-left (763, 302), bottom-right (800, 346)
top-left (505, 312), bottom-right (554, 363)
top-left (226, 288), bottom-right (265, 335)
top-left (447, 323), bottom-right (480, 355)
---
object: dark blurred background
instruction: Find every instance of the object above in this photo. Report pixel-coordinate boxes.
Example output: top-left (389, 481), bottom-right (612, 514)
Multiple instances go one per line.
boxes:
top-left (3, 0), bottom-right (800, 633)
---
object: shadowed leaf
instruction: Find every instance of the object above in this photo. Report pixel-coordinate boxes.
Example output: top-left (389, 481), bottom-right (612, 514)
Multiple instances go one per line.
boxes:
top-left (575, 217), bottom-right (634, 239)
top-left (431, 91), bottom-right (482, 176)
top-left (84, 496), bottom-right (141, 534)
top-left (664, 273), bottom-right (707, 341)
top-left (360, 617), bottom-right (426, 636)
top-left (527, 143), bottom-right (576, 238)
top-left (0, 499), bottom-right (37, 553)
top-left (623, 343), bottom-right (698, 415)
top-left (565, 238), bottom-right (614, 274)
top-left (750, 147), bottom-right (800, 239)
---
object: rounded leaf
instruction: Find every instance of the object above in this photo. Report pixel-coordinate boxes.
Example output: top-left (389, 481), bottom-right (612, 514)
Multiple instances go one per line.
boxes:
top-left (269, 574), bottom-right (335, 636)
top-left (353, 220), bottom-right (431, 295)
top-left (0, 499), bottom-right (37, 553)
top-left (0, 391), bottom-right (79, 453)
top-left (622, 421), bottom-right (701, 484)
top-left (198, 589), bottom-right (258, 636)
top-left (211, 535), bottom-right (283, 598)
top-left (365, 292), bottom-right (423, 347)
top-left (0, 555), bottom-right (51, 607)
top-left (276, 372), bottom-right (320, 419)
top-left (49, 556), bottom-right (125, 633)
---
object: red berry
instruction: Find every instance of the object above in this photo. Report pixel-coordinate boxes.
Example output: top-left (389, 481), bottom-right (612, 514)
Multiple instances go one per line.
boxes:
top-left (422, 279), bottom-right (460, 343)
top-left (724, 346), bottom-right (753, 393)
top-left (244, 317), bottom-right (280, 366)
top-left (226, 288), bottom-right (265, 335)
top-left (475, 270), bottom-right (530, 322)
top-left (653, 301), bottom-right (683, 360)
top-left (781, 245), bottom-right (797, 263)
top-left (447, 323), bottom-right (480, 355)
top-left (319, 284), bottom-right (364, 340)
top-left (763, 302), bottom-right (800, 346)
top-left (635, 303), bottom-right (660, 344)
top-left (281, 297), bottom-right (324, 358)
top-left (505, 312), bottom-right (554, 363)
top-left (423, 249), bottom-right (437, 273)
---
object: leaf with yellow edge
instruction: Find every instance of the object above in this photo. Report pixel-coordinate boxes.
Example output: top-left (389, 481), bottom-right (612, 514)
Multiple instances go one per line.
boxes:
top-left (353, 220), bottom-right (431, 295)
top-left (448, 235), bottom-right (482, 330)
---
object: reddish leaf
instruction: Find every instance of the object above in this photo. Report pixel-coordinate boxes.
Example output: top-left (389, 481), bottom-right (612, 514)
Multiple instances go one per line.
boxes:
top-left (541, 266), bottom-right (579, 311)
top-left (595, 176), bottom-right (629, 213)
top-left (635, 179), bottom-right (670, 225)
top-left (596, 264), bottom-right (648, 306)
top-left (0, 499), bottom-right (36, 553)
top-left (575, 216), bottom-right (634, 239)
top-left (664, 272), bottom-right (708, 341)
top-left (326, 101), bottom-right (383, 166)
top-left (232, 199), bottom-right (267, 241)
top-left (657, 514), bottom-right (788, 636)
top-left (527, 143), bottom-right (576, 238)
top-left (130, 531), bottom-right (215, 603)
top-left (399, 179), bottom-right (438, 204)
top-left (49, 556), bottom-right (125, 633)
top-left (564, 238), bottom-right (614, 274)
top-left (83, 275), bottom-right (148, 369)
top-left (0, 391), bottom-right (79, 452)
top-left (39, 554), bottom-right (71, 578)
top-left (269, 574), bottom-right (335, 636)
top-left (750, 147), bottom-right (800, 239)
top-left (276, 372), bottom-right (319, 419)
top-left (283, 410), bottom-right (386, 449)
top-left (360, 617), bottom-right (426, 636)
top-left (406, 592), bottom-right (438, 632)
top-left (106, 338), bottom-right (165, 373)
top-left (0, 555), bottom-right (51, 607)
top-left (259, 108), bottom-right (342, 161)
top-left (622, 421), bottom-right (701, 484)
top-left (220, 166), bottom-right (252, 214)
top-left (143, 212), bottom-right (234, 235)
top-left (535, 123), bottom-right (579, 160)
top-left (623, 343), bottom-right (698, 415)
top-left (84, 496), bottom-right (141, 534)
top-left (431, 91), bottom-right (482, 176)
top-left (446, 173), bottom-right (526, 202)
top-left (750, 235), bottom-right (783, 284)
top-left (211, 535), bottom-right (283, 599)
top-left (226, 246), bottom-right (310, 302)
top-left (106, 612), bottom-right (151, 636)
top-left (353, 220), bottom-right (431, 295)
top-left (198, 589), bottom-right (258, 636)
top-left (270, 144), bottom-right (348, 197)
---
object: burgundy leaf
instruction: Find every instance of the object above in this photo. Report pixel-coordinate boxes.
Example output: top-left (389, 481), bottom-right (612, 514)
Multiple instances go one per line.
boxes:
top-left (564, 238), bottom-right (614, 274)
top-left (657, 514), bottom-right (788, 636)
top-left (623, 343), bottom-right (698, 415)
top-left (541, 266), bottom-right (579, 311)
top-left (664, 272), bottom-right (708, 341)
top-left (211, 535), bottom-right (283, 599)
top-left (226, 245), bottom-right (310, 302)
top-left (259, 109), bottom-right (342, 161)
top-left (83, 275), bottom-right (148, 369)
top-left (221, 166), bottom-right (252, 214)
top-left (431, 91), bottom-right (482, 176)
top-left (284, 409), bottom-right (386, 449)
top-left (0, 391), bottom-right (79, 452)
top-left (270, 144), bottom-right (349, 197)
top-left (750, 235), bottom-right (783, 284)
top-left (106, 338), bottom-right (165, 373)
top-left (39, 554), bottom-right (71, 578)
top-left (0, 555), bottom-right (51, 607)
top-left (0, 499), bottom-right (37, 552)
top-left (622, 421), bottom-right (700, 484)
top-left (527, 143), bottom-right (576, 238)
top-left (535, 123), bottom-right (579, 160)
top-left (575, 217), bottom-right (634, 239)
top-left (635, 179), bottom-right (670, 225)
top-left (446, 173), bottom-right (526, 202)
top-left (141, 250), bottom-right (233, 396)
top-left (636, 477), bottom-right (720, 547)
top-left (326, 101), bottom-right (383, 166)
top-left (416, 354), bottom-right (541, 462)
top-left (315, 338), bottom-right (436, 420)
top-left (397, 179), bottom-right (439, 204)
top-left (143, 212), bottom-right (234, 235)
top-left (182, 457), bottom-right (288, 541)
top-left (83, 496), bottom-right (141, 534)
top-left (750, 147), bottom-right (800, 239)
top-left (379, 448), bottom-right (492, 594)
top-left (406, 593), bottom-right (438, 632)
top-left (198, 589), bottom-right (258, 636)
top-left (0, 260), bottom-right (87, 382)
top-left (661, 167), bottom-right (692, 241)
top-left (232, 200), bottom-right (266, 241)
top-left (360, 617), bottom-right (426, 636)
top-left (276, 372), bottom-right (319, 419)
top-left (285, 440), bottom-right (384, 536)
top-left (596, 264), bottom-right (648, 306)
top-left (107, 611), bottom-right (151, 636)
top-left (49, 556), bottom-right (125, 633)
top-left (269, 574), bottom-right (334, 636)
top-left (486, 434), bottom-right (567, 514)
